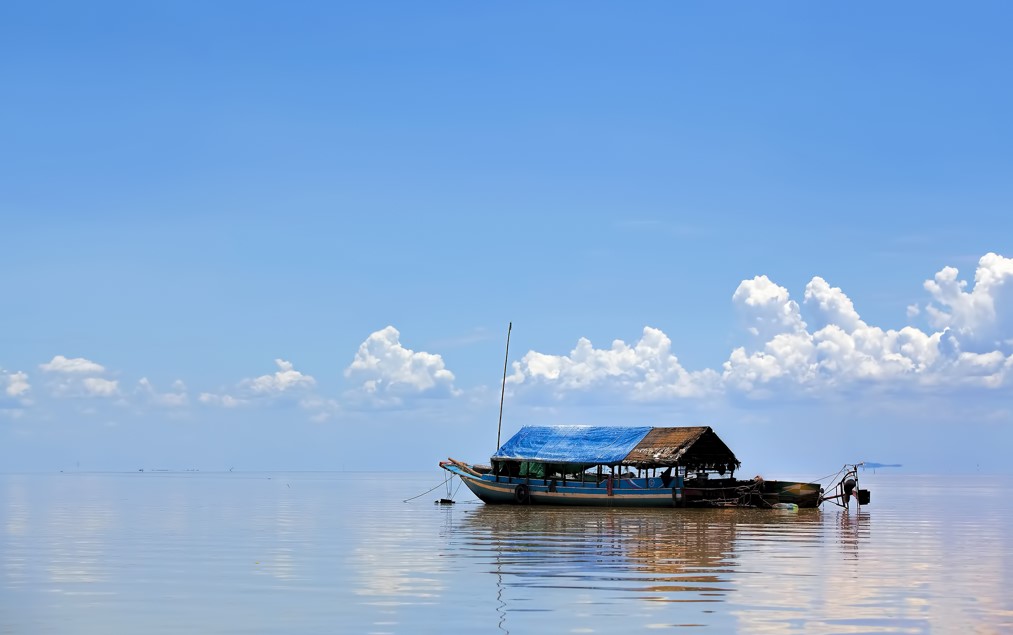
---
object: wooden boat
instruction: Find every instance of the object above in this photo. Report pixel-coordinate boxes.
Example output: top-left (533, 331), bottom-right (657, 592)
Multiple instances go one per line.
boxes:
top-left (441, 425), bottom-right (851, 509)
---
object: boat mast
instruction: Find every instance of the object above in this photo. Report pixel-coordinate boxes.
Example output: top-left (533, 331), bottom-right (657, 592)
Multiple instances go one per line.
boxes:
top-left (496, 322), bottom-right (512, 451)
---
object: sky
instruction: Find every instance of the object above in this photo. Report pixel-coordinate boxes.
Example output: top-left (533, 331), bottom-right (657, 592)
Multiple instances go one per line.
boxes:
top-left (2, 2), bottom-right (1012, 475)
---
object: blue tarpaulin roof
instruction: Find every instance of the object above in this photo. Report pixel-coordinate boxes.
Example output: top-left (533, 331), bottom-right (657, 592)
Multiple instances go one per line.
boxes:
top-left (492, 426), bottom-right (653, 464)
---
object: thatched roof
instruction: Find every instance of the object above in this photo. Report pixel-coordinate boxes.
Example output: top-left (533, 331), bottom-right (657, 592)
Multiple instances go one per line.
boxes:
top-left (624, 426), bottom-right (740, 470)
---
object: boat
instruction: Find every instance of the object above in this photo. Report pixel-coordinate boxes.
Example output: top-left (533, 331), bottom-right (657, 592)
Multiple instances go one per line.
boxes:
top-left (440, 424), bottom-right (869, 509)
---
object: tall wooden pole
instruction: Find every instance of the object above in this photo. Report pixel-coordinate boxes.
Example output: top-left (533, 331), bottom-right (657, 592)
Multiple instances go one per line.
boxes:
top-left (496, 322), bottom-right (512, 451)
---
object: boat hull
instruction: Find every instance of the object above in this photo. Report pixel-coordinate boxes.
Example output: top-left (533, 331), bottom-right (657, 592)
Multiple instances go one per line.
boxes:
top-left (460, 473), bottom-right (674, 507)
top-left (760, 480), bottom-right (822, 508)
top-left (441, 463), bottom-right (821, 508)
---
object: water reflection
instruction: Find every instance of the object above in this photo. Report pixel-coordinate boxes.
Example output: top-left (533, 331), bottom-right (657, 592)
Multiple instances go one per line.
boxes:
top-left (459, 506), bottom-right (736, 592)
top-left (451, 506), bottom-right (839, 632)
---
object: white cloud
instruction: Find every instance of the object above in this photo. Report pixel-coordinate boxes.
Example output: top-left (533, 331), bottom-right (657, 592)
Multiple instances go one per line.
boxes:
top-left (1, 369), bottom-right (32, 416)
top-left (725, 281), bottom-right (939, 394)
top-left (722, 331), bottom-right (817, 395)
top-left (512, 253), bottom-right (1013, 403)
top-left (345, 326), bottom-right (457, 398)
top-left (732, 275), bottom-right (807, 340)
top-left (922, 252), bottom-right (1013, 353)
top-left (511, 326), bottom-right (720, 400)
top-left (199, 359), bottom-right (316, 409)
top-left (36, 354), bottom-right (122, 399)
top-left (244, 359), bottom-right (316, 395)
top-left (39, 355), bottom-right (105, 374)
top-left (138, 378), bottom-right (188, 407)
top-left (945, 350), bottom-right (1011, 389)
top-left (803, 277), bottom-right (864, 333)
top-left (10, 254), bottom-right (1008, 417)
top-left (82, 377), bottom-right (119, 397)
top-left (722, 256), bottom-right (1013, 396)
top-left (4, 370), bottom-right (31, 398)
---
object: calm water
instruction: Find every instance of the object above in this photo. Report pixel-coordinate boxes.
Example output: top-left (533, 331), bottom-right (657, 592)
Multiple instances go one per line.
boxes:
top-left (2, 471), bottom-right (1011, 634)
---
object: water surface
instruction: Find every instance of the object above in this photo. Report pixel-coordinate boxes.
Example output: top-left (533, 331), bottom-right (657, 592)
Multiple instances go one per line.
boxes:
top-left (2, 471), bottom-right (1010, 634)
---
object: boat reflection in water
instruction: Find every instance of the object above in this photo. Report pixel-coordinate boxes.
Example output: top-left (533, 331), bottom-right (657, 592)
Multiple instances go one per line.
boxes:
top-left (461, 505), bottom-right (736, 589)
top-left (451, 503), bottom-right (841, 633)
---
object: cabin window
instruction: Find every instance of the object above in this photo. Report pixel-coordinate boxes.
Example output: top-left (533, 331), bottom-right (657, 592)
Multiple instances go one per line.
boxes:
top-left (519, 461), bottom-right (544, 478)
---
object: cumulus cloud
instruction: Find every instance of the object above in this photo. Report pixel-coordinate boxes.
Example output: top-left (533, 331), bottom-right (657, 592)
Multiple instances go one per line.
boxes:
top-left (199, 359), bottom-right (316, 410)
top-left (732, 275), bottom-right (807, 340)
top-left (345, 326), bottom-right (457, 398)
top-left (3, 370), bottom-right (31, 398)
top-left (37, 354), bottom-right (120, 398)
top-left (510, 326), bottom-right (720, 400)
top-left (722, 256), bottom-right (1013, 396)
top-left (244, 359), bottom-right (316, 394)
top-left (922, 252), bottom-right (1013, 353)
top-left (82, 377), bottom-right (119, 397)
top-left (722, 331), bottom-right (816, 395)
top-left (1, 369), bottom-right (32, 416)
top-left (803, 277), bottom-right (864, 333)
top-left (39, 355), bottom-right (106, 374)
top-left (511, 253), bottom-right (1013, 402)
top-left (11, 254), bottom-right (1009, 416)
top-left (138, 378), bottom-right (188, 407)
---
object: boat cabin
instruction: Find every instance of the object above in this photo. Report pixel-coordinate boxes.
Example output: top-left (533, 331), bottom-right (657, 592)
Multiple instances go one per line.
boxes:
top-left (489, 425), bottom-right (741, 486)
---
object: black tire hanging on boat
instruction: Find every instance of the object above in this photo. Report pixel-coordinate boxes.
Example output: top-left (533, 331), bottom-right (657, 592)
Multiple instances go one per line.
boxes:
top-left (514, 483), bottom-right (531, 504)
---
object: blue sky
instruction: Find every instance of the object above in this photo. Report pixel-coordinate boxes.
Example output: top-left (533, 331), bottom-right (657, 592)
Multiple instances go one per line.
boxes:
top-left (2, 2), bottom-right (1012, 474)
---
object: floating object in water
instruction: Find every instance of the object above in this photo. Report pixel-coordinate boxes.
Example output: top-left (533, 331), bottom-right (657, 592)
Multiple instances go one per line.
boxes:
top-left (440, 425), bottom-right (855, 509)
top-left (436, 498), bottom-right (455, 505)
top-left (772, 503), bottom-right (798, 511)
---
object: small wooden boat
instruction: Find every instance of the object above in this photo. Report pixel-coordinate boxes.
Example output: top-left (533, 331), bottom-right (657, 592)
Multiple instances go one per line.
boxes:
top-left (441, 425), bottom-right (860, 509)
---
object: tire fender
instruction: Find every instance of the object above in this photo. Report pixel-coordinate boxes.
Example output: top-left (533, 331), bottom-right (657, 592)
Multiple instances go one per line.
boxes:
top-left (514, 483), bottom-right (531, 504)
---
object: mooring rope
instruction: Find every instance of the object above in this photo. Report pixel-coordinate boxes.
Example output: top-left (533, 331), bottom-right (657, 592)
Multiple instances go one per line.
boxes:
top-left (403, 473), bottom-right (453, 503)
top-left (810, 464), bottom-right (849, 487)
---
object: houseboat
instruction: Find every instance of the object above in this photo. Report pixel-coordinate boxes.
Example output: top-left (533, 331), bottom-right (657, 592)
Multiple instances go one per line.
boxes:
top-left (440, 425), bottom-right (867, 509)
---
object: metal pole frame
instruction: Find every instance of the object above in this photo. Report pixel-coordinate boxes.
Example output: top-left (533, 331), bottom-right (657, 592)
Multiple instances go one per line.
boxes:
top-left (496, 322), bottom-right (512, 451)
